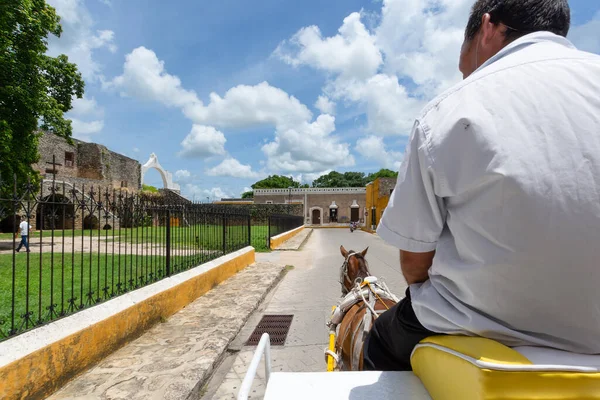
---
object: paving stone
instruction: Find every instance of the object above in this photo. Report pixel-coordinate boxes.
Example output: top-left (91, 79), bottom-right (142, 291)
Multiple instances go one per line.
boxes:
top-left (48, 262), bottom-right (286, 400)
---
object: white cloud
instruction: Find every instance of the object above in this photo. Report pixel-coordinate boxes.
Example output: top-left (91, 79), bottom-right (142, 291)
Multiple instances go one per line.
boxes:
top-left (179, 125), bottom-right (226, 158)
top-left (330, 74), bottom-right (422, 136)
top-left (47, 0), bottom-right (116, 81)
top-left (275, 12), bottom-right (382, 80)
top-left (186, 81), bottom-right (352, 172)
top-left (569, 13), bottom-right (600, 54)
top-left (183, 185), bottom-right (232, 201)
top-left (109, 46), bottom-right (355, 173)
top-left (375, 0), bottom-right (470, 95)
top-left (315, 95), bottom-right (335, 115)
top-left (185, 81), bottom-right (311, 130)
top-left (356, 135), bottom-right (403, 170)
top-left (275, 7), bottom-right (428, 137)
top-left (133, 147), bottom-right (140, 153)
top-left (206, 158), bottom-right (261, 179)
top-left (69, 95), bottom-right (103, 118)
top-left (262, 114), bottom-right (354, 173)
top-left (205, 187), bottom-right (231, 200)
top-left (108, 46), bottom-right (201, 110)
top-left (293, 170), bottom-right (332, 185)
top-left (71, 119), bottom-right (104, 141)
top-left (67, 95), bottom-right (104, 141)
top-left (175, 169), bottom-right (192, 182)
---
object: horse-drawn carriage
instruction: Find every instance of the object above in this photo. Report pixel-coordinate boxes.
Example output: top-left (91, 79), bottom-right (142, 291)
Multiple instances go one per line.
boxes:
top-left (238, 246), bottom-right (600, 399)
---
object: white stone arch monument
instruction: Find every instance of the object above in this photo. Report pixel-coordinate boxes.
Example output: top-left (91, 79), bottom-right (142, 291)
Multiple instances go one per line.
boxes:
top-left (141, 153), bottom-right (180, 192)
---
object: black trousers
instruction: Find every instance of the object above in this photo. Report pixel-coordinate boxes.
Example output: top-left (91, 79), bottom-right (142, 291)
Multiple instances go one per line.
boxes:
top-left (362, 287), bottom-right (438, 371)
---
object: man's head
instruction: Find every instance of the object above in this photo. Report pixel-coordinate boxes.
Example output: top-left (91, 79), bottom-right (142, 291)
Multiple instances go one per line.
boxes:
top-left (459, 0), bottom-right (571, 79)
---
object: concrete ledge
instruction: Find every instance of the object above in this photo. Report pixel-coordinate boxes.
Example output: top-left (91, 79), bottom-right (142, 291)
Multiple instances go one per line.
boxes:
top-left (0, 247), bottom-right (255, 400)
top-left (310, 225), bottom-right (356, 229)
top-left (270, 226), bottom-right (305, 249)
top-left (274, 228), bottom-right (313, 251)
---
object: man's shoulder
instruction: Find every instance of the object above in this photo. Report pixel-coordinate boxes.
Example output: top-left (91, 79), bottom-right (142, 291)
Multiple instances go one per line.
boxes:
top-left (417, 46), bottom-right (600, 130)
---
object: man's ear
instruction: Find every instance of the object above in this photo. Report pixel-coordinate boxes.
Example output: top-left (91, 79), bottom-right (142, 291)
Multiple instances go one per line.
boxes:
top-left (361, 247), bottom-right (369, 258)
top-left (480, 12), bottom-right (503, 47)
top-left (340, 245), bottom-right (349, 258)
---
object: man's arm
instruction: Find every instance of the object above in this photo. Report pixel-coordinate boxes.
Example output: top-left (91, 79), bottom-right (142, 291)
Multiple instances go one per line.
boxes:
top-left (401, 250), bottom-right (435, 284)
top-left (376, 121), bottom-right (446, 280)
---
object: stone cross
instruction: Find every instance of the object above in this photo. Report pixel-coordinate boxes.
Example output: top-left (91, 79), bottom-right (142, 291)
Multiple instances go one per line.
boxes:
top-left (45, 155), bottom-right (62, 181)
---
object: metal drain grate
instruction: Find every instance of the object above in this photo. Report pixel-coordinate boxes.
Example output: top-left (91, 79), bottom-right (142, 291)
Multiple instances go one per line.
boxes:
top-left (246, 315), bottom-right (294, 346)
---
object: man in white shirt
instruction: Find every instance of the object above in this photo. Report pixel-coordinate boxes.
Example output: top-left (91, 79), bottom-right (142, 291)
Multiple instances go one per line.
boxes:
top-left (15, 216), bottom-right (31, 253)
top-left (363, 0), bottom-right (600, 371)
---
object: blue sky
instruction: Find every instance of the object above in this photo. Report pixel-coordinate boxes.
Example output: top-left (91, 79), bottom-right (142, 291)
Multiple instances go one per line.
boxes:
top-left (47, 0), bottom-right (600, 200)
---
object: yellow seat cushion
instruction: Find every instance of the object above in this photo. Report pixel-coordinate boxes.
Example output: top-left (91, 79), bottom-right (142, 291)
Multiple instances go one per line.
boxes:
top-left (411, 336), bottom-right (600, 400)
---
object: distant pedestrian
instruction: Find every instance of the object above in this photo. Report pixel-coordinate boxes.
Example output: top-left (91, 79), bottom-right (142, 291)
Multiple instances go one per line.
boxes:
top-left (15, 217), bottom-right (31, 253)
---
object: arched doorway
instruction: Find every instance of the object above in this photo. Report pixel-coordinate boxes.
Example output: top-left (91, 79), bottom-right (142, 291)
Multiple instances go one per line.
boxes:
top-left (311, 209), bottom-right (321, 225)
top-left (36, 194), bottom-right (75, 230)
top-left (329, 201), bottom-right (338, 223)
top-left (350, 200), bottom-right (360, 222)
top-left (83, 215), bottom-right (99, 230)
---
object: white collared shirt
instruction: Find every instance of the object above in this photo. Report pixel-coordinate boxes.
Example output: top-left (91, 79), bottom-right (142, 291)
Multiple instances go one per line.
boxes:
top-left (378, 32), bottom-right (600, 353)
top-left (19, 221), bottom-right (29, 236)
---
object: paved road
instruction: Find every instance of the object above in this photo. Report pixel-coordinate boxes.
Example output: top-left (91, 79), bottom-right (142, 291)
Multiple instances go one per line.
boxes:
top-left (205, 229), bottom-right (406, 399)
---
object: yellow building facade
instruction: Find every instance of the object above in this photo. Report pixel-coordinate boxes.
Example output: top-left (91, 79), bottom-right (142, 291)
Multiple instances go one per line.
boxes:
top-left (365, 177), bottom-right (397, 231)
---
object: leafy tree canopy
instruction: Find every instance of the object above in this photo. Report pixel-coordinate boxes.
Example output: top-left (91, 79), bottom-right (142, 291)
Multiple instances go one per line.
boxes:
top-left (246, 169), bottom-right (398, 193)
top-left (0, 0), bottom-right (85, 196)
top-left (142, 184), bottom-right (159, 193)
top-left (251, 175), bottom-right (305, 190)
top-left (366, 169), bottom-right (398, 182)
top-left (310, 169), bottom-right (398, 188)
top-left (312, 171), bottom-right (364, 188)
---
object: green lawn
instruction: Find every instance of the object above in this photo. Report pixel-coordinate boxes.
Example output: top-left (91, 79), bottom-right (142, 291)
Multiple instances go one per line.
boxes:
top-left (0, 250), bottom-right (228, 338)
top-left (1, 224), bottom-right (271, 252)
top-left (0, 224), bottom-right (272, 338)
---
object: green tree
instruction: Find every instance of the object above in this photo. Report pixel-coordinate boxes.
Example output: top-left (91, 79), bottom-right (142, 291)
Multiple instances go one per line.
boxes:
top-left (241, 190), bottom-right (253, 199)
top-left (366, 169), bottom-right (398, 182)
top-left (251, 175), bottom-right (303, 189)
top-left (142, 184), bottom-right (159, 193)
top-left (312, 171), bottom-right (367, 188)
top-left (0, 0), bottom-right (85, 196)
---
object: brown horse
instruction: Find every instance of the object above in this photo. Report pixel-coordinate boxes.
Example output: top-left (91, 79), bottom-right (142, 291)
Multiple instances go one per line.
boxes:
top-left (329, 245), bottom-right (398, 371)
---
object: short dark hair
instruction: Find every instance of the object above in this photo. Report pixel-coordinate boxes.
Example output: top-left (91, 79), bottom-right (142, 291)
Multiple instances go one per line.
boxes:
top-left (465, 0), bottom-right (570, 42)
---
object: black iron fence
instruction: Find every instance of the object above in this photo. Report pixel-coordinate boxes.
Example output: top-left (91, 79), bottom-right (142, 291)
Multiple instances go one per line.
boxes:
top-left (268, 214), bottom-right (305, 249)
top-left (0, 175), bottom-right (252, 341)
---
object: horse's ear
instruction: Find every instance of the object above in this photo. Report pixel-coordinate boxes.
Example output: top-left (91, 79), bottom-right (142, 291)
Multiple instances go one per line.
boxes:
top-left (340, 245), bottom-right (348, 258)
top-left (361, 247), bottom-right (369, 257)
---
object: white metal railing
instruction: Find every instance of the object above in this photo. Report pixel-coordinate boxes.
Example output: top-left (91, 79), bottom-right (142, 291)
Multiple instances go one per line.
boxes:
top-left (237, 333), bottom-right (272, 400)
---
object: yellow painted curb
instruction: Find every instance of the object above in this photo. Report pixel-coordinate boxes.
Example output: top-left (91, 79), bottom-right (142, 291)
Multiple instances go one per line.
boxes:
top-left (0, 248), bottom-right (255, 400)
top-left (270, 226), bottom-right (305, 249)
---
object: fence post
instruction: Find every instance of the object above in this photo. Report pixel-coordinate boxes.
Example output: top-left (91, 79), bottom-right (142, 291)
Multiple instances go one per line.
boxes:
top-left (267, 216), bottom-right (271, 250)
top-left (247, 215), bottom-right (251, 247)
top-left (222, 215), bottom-right (227, 254)
top-left (166, 210), bottom-right (171, 277)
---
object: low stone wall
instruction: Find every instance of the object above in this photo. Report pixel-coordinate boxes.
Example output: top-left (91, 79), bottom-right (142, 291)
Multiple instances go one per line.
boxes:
top-left (270, 225), bottom-right (305, 249)
top-left (0, 247), bottom-right (255, 400)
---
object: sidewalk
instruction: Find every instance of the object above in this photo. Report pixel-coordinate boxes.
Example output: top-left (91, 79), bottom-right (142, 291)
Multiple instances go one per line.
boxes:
top-left (274, 228), bottom-right (312, 250)
top-left (48, 262), bottom-right (286, 400)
